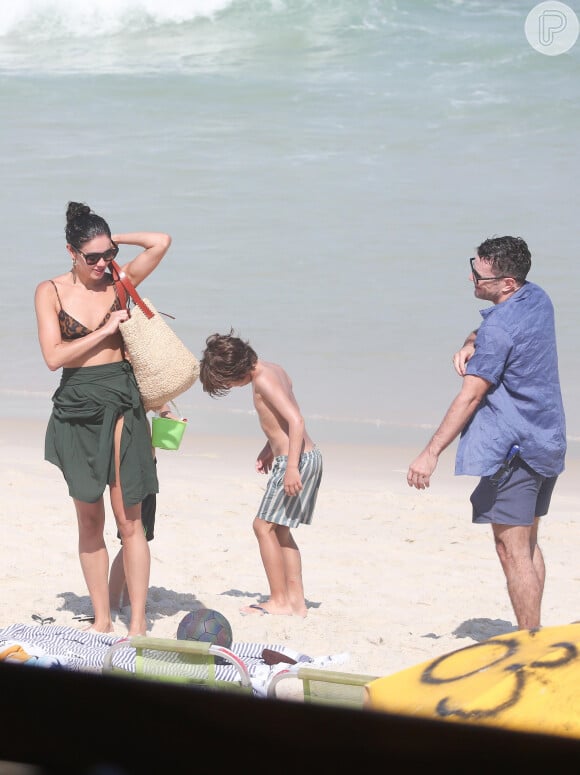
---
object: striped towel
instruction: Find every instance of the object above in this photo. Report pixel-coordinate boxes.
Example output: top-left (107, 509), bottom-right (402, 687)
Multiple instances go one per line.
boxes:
top-left (0, 624), bottom-right (347, 695)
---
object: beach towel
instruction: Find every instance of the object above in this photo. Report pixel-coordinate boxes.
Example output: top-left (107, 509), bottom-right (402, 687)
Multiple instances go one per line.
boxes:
top-left (0, 624), bottom-right (121, 671)
top-left (0, 624), bottom-right (348, 696)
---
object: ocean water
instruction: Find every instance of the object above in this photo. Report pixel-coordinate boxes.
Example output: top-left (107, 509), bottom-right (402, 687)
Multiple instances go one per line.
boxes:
top-left (1, 0), bottom-right (578, 454)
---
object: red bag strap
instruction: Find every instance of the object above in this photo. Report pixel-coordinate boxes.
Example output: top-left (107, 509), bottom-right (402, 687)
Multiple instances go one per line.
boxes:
top-left (110, 260), bottom-right (154, 320)
top-left (113, 270), bottom-right (128, 310)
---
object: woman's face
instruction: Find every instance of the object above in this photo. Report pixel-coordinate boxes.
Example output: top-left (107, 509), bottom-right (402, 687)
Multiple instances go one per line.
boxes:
top-left (68, 234), bottom-right (118, 280)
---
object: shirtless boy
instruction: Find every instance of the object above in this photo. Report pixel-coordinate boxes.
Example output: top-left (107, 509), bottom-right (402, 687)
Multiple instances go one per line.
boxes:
top-left (200, 331), bottom-right (323, 617)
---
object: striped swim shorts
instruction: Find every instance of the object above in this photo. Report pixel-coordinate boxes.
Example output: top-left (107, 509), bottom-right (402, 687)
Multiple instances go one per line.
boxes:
top-left (256, 447), bottom-right (323, 529)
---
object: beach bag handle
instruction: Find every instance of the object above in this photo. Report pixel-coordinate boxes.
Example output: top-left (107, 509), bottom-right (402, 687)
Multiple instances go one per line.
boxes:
top-left (110, 260), bottom-right (155, 319)
top-left (111, 260), bottom-right (176, 321)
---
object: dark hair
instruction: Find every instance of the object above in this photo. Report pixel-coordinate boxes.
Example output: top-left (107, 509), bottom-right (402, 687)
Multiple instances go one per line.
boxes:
top-left (199, 329), bottom-right (258, 397)
top-left (65, 201), bottom-right (111, 250)
top-left (477, 236), bottom-right (531, 284)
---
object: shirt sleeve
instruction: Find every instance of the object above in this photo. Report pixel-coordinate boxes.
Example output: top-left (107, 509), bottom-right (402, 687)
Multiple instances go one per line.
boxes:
top-left (465, 323), bottom-right (512, 387)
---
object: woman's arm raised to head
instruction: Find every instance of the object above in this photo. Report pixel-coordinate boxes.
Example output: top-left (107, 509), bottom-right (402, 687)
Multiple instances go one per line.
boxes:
top-left (112, 231), bottom-right (172, 288)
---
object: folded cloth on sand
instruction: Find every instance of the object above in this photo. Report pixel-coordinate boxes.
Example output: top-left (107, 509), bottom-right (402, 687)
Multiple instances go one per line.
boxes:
top-left (0, 640), bottom-right (67, 668)
top-left (0, 644), bottom-right (32, 662)
top-left (0, 624), bottom-right (123, 672)
top-left (262, 649), bottom-right (298, 666)
top-left (234, 644), bottom-right (350, 697)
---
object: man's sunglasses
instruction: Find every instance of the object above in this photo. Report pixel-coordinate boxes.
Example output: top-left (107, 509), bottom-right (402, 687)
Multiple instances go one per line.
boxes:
top-left (469, 256), bottom-right (505, 284)
top-left (76, 243), bottom-right (119, 266)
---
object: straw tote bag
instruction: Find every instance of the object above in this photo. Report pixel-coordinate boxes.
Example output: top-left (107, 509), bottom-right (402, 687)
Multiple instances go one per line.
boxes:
top-left (111, 261), bottom-right (199, 412)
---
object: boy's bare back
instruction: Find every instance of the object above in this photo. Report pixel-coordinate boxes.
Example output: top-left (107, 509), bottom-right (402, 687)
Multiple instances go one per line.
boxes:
top-left (199, 331), bottom-right (315, 471)
top-left (251, 360), bottom-right (314, 458)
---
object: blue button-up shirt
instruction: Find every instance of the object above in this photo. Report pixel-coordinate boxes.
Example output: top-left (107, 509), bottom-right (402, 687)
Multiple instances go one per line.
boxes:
top-left (455, 281), bottom-right (566, 478)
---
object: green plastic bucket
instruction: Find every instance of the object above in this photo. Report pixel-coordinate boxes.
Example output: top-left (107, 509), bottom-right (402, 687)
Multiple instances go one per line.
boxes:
top-left (151, 416), bottom-right (187, 450)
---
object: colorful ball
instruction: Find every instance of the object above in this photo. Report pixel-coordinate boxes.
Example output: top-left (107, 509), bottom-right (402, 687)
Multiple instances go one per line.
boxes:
top-left (176, 608), bottom-right (233, 649)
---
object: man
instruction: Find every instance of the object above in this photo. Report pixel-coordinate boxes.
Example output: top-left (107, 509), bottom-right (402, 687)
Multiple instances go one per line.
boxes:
top-left (407, 236), bottom-right (566, 630)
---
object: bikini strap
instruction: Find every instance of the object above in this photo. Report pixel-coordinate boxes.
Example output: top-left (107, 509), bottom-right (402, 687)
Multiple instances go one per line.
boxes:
top-left (112, 273), bottom-right (128, 310)
top-left (49, 280), bottom-right (63, 311)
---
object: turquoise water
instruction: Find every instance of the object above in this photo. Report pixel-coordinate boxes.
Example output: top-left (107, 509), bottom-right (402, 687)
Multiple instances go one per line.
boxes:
top-left (1, 0), bottom-right (578, 452)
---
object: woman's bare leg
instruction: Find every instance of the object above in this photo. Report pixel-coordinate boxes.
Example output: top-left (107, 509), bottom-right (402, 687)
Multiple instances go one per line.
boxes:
top-left (113, 499), bottom-right (149, 635)
top-left (108, 546), bottom-right (128, 612)
top-left (74, 497), bottom-right (113, 634)
top-left (110, 415), bottom-right (150, 635)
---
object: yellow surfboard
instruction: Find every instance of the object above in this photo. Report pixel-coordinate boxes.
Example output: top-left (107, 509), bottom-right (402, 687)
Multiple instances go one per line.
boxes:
top-left (366, 622), bottom-right (580, 739)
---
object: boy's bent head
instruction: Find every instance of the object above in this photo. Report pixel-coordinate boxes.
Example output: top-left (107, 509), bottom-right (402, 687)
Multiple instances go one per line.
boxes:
top-left (200, 330), bottom-right (258, 397)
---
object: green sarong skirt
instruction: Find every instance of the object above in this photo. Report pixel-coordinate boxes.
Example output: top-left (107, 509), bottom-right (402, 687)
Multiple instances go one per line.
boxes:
top-left (45, 360), bottom-right (158, 505)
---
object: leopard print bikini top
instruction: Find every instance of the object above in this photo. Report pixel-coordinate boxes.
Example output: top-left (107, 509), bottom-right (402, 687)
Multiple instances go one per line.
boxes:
top-left (50, 279), bottom-right (123, 341)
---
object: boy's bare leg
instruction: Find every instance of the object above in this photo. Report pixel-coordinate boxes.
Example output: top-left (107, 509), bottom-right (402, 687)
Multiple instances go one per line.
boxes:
top-left (240, 517), bottom-right (293, 616)
top-left (278, 526), bottom-right (308, 617)
top-left (74, 498), bottom-right (114, 634)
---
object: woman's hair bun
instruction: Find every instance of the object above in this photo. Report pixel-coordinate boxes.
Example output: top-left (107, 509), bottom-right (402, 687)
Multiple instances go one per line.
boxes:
top-left (66, 201), bottom-right (91, 223)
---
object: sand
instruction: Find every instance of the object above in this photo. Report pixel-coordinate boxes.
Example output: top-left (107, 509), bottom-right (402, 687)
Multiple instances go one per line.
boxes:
top-left (1, 418), bottom-right (579, 680)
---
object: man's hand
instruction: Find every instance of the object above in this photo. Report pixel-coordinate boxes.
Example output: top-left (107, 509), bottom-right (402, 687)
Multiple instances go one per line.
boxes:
top-left (407, 449), bottom-right (438, 490)
top-left (453, 330), bottom-right (477, 376)
top-left (453, 342), bottom-right (475, 376)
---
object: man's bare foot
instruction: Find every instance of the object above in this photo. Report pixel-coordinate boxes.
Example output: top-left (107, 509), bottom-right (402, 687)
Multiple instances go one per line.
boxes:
top-left (240, 603), bottom-right (292, 616)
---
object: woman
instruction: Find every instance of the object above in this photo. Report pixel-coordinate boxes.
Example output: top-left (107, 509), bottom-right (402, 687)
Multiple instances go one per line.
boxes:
top-left (35, 201), bottom-right (171, 636)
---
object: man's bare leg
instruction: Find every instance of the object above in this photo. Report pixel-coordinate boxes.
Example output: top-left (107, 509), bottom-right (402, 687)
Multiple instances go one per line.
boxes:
top-left (530, 517), bottom-right (545, 598)
top-left (74, 498), bottom-right (114, 634)
top-left (493, 518), bottom-right (543, 629)
top-left (240, 517), bottom-right (293, 615)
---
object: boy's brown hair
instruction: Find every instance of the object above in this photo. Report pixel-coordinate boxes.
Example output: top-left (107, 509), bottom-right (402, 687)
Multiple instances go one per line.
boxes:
top-left (200, 330), bottom-right (258, 397)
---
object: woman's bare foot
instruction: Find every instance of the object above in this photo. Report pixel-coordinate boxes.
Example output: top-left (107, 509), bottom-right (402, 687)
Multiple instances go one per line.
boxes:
top-left (127, 615), bottom-right (147, 636)
top-left (82, 622), bottom-right (114, 634)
